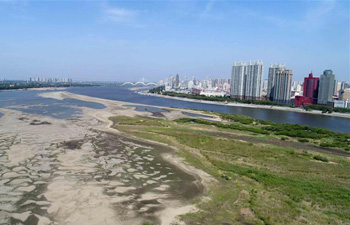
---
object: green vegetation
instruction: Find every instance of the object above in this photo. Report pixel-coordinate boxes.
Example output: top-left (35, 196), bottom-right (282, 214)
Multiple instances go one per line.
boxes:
top-left (297, 138), bottom-right (309, 143)
top-left (313, 155), bottom-right (329, 162)
top-left (141, 222), bottom-right (153, 225)
top-left (149, 85), bottom-right (165, 94)
top-left (110, 114), bottom-right (350, 225)
top-left (162, 91), bottom-right (285, 106)
top-left (109, 115), bottom-right (167, 127)
top-left (304, 104), bottom-right (350, 114)
top-left (175, 118), bottom-right (270, 135)
top-left (175, 113), bottom-right (350, 151)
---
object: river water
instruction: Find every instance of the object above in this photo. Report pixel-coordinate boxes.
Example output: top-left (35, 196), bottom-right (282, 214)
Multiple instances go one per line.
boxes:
top-left (68, 86), bottom-right (350, 133)
top-left (0, 87), bottom-right (349, 133)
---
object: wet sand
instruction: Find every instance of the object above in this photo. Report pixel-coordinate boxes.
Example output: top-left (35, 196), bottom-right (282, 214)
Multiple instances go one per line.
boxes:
top-left (0, 91), bottom-right (214, 225)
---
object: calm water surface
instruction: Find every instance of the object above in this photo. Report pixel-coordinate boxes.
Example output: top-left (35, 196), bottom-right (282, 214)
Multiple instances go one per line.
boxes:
top-left (69, 86), bottom-right (350, 133)
top-left (0, 89), bottom-right (105, 119)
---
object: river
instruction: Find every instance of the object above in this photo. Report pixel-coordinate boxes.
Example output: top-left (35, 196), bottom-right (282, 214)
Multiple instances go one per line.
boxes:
top-left (68, 86), bottom-right (350, 133)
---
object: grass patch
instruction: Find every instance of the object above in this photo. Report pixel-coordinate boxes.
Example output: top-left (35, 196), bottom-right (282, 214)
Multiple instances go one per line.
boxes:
top-left (110, 114), bottom-right (350, 224)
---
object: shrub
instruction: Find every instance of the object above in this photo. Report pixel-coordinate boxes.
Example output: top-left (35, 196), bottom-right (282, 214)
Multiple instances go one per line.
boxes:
top-left (298, 138), bottom-right (309, 143)
top-left (313, 155), bottom-right (329, 162)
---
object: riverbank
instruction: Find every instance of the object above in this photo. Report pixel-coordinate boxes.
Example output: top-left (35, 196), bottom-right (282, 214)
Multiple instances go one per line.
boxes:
top-left (145, 92), bottom-right (350, 118)
top-left (0, 91), bottom-right (213, 225)
top-left (108, 106), bottom-right (350, 224)
top-left (1, 90), bottom-right (349, 224)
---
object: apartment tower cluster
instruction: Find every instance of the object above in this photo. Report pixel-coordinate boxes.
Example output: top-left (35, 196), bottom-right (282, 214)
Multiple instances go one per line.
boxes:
top-left (231, 61), bottom-right (293, 104)
top-left (230, 61), bottom-right (263, 100)
top-left (295, 70), bottom-right (340, 106)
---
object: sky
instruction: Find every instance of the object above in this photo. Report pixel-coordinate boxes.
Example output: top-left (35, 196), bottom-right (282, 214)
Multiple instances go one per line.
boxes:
top-left (0, 0), bottom-right (349, 82)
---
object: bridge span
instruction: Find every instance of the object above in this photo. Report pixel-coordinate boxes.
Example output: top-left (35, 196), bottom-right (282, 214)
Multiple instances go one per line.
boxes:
top-left (122, 78), bottom-right (157, 86)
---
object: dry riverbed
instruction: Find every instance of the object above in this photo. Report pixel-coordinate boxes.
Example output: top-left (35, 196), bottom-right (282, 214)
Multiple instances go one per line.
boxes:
top-left (0, 91), bottom-right (214, 225)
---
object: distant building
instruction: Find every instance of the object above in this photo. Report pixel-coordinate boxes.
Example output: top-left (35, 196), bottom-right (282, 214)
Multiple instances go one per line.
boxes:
top-left (175, 74), bottom-right (180, 88)
top-left (333, 79), bottom-right (339, 96)
top-left (295, 96), bottom-right (313, 106)
top-left (262, 79), bottom-right (268, 91)
top-left (230, 62), bottom-right (246, 99)
top-left (318, 70), bottom-right (336, 105)
top-left (272, 69), bottom-right (293, 104)
top-left (244, 61), bottom-right (263, 100)
top-left (295, 72), bottom-right (320, 107)
top-left (29, 77), bottom-right (72, 83)
top-left (267, 63), bottom-right (285, 100)
top-left (334, 100), bottom-right (350, 109)
top-left (230, 61), bottom-right (263, 100)
top-left (339, 88), bottom-right (350, 101)
top-left (303, 72), bottom-right (319, 104)
top-left (167, 75), bottom-right (174, 88)
top-left (201, 91), bottom-right (226, 97)
top-left (341, 81), bottom-right (350, 90)
top-left (191, 88), bottom-right (201, 95)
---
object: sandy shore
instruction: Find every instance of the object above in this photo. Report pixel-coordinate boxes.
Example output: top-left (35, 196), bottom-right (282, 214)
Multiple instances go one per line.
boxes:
top-left (0, 91), bottom-right (215, 225)
top-left (145, 93), bottom-right (350, 119)
top-left (26, 87), bottom-right (68, 91)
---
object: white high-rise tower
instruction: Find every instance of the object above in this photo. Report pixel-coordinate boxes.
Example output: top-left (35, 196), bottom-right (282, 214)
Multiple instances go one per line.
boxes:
top-left (230, 61), bottom-right (263, 100)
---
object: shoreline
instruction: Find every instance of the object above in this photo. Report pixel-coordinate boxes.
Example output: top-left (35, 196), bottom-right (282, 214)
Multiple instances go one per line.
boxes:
top-left (37, 91), bottom-right (214, 224)
top-left (144, 92), bottom-right (350, 119)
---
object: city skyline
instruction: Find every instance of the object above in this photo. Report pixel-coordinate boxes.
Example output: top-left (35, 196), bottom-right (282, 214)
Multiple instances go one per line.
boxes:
top-left (0, 0), bottom-right (349, 82)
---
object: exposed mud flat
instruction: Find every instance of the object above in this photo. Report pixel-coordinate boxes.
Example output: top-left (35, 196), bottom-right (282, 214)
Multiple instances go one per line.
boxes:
top-left (0, 91), bottom-right (212, 225)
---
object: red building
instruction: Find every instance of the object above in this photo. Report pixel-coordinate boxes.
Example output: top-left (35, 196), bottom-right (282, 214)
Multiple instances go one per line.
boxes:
top-left (294, 95), bottom-right (313, 106)
top-left (295, 72), bottom-right (320, 106)
top-left (191, 88), bottom-right (201, 95)
top-left (303, 72), bottom-right (319, 103)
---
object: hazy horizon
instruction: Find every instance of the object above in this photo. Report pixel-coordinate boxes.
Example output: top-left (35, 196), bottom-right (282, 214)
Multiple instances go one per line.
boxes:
top-left (1, 0), bottom-right (349, 82)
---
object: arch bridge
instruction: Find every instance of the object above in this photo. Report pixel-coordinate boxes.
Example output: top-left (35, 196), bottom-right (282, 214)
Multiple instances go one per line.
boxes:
top-left (122, 78), bottom-right (157, 86)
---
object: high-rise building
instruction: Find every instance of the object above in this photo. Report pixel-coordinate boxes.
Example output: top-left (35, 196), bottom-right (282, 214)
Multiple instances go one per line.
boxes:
top-left (267, 63), bottom-right (286, 100)
top-left (230, 61), bottom-right (263, 100)
top-left (244, 61), bottom-right (263, 100)
top-left (318, 70), bottom-right (336, 105)
top-left (341, 81), bottom-right (350, 90)
top-left (333, 79), bottom-right (339, 96)
top-left (336, 81), bottom-right (341, 96)
top-left (272, 69), bottom-right (293, 104)
top-left (175, 74), bottom-right (180, 88)
top-left (303, 72), bottom-right (319, 104)
top-left (230, 62), bottom-right (246, 99)
top-left (167, 75), bottom-right (174, 88)
top-left (295, 72), bottom-right (319, 106)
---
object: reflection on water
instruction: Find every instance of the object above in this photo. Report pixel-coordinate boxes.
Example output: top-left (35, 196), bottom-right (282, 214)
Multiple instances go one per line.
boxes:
top-left (69, 86), bottom-right (350, 133)
top-left (0, 90), bottom-right (105, 119)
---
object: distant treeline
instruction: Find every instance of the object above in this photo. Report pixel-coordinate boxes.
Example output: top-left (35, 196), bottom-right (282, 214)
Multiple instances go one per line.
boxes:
top-left (149, 86), bottom-right (165, 94)
top-left (304, 104), bottom-right (350, 113)
top-left (149, 88), bottom-right (350, 114)
top-left (0, 83), bottom-right (98, 90)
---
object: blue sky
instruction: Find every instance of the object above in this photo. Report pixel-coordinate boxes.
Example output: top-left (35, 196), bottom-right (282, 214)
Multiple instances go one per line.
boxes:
top-left (0, 0), bottom-right (349, 82)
